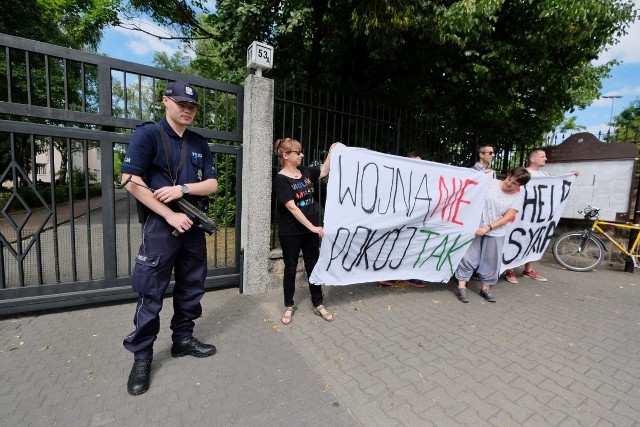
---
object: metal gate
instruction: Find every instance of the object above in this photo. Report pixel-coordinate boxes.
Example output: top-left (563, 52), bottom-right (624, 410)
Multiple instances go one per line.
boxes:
top-left (0, 34), bottom-right (243, 315)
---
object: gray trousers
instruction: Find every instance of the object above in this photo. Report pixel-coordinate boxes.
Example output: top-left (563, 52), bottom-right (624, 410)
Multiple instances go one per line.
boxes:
top-left (455, 234), bottom-right (504, 286)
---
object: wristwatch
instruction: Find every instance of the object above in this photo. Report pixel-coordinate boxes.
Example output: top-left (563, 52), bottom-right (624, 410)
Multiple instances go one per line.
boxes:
top-left (180, 184), bottom-right (190, 194)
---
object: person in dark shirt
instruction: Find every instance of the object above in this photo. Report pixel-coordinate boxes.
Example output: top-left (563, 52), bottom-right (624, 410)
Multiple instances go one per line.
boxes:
top-left (120, 81), bottom-right (218, 396)
top-left (273, 138), bottom-right (336, 324)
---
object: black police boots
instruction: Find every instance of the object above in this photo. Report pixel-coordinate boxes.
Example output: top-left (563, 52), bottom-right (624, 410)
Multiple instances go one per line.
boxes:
top-left (127, 358), bottom-right (152, 396)
top-left (171, 337), bottom-right (216, 358)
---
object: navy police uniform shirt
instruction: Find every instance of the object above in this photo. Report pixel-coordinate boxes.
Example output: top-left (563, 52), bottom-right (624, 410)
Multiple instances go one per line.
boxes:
top-left (122, 118), bottom-right (217, 193)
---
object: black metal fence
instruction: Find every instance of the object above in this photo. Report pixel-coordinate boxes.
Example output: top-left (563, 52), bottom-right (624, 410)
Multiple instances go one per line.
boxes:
top-left (270, 83), bottom-right (515, 247)
top-left (274, 82), bottom-right (481, 166)
top-left (271, 82), bottom-right (640, 248)
top-left (544, 128), bottom-right (640, 146)
top-left (0, 34), bottom-right (243, 315)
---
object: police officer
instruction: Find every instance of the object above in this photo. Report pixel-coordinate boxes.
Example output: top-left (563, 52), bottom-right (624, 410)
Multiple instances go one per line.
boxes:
top-left (121, 81), bottom-right (218, 396)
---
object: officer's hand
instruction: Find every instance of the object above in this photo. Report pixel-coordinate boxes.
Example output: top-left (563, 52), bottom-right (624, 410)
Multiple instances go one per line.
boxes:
top-left (166, 212), bottom-right (193, 233)
top-left (154, 185), bottom-right (183, 203)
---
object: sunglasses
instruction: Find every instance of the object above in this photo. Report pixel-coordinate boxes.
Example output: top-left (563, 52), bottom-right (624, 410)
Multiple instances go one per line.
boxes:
top-left (482, 151), bottom-right (495, 155)
top-left (169, 97), bottom-right (197, 111)
top-left (287, 150), bottom-right (303, 155)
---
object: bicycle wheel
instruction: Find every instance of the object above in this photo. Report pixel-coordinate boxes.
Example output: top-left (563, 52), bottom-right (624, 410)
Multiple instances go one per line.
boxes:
top-left (552, 231), bottom-right (604, 272)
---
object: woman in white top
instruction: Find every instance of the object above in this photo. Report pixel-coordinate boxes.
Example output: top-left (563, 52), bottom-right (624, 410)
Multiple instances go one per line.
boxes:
top-left (455, 167), bottom-right (531, 303)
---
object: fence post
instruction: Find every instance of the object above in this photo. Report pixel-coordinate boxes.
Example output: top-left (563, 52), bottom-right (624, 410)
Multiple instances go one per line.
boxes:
top-left (625, 171), bottom-right (640, 273)
top-left (241, 74), bottom-right (275, 294)
top-left (395, 118), bottom-right (402, 156)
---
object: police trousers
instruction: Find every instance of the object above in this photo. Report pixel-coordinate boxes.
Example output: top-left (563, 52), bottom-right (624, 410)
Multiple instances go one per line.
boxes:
top-left (123, 213), bottom-right (207, 360)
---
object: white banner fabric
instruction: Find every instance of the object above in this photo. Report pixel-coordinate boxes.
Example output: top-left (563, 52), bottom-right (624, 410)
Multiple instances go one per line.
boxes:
top-left (309, 144), bottom-right (493, 286)
top-left (500, 174), bottom-right (576, 272)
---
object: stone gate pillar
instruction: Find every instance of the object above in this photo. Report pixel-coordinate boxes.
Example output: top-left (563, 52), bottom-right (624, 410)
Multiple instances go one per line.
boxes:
top-left (240, 74), bottom-right (274, 294)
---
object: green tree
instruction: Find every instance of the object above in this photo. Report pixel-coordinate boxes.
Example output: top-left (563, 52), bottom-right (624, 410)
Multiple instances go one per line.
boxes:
top-left (612, 97), bottom-right (640, 142)
top-left (113, 144), bottom-right (127, 184)
top-left (153, 50), bottom-right (193, 74)
top-left (43, 1), bottom-right (636, 147)
top-left (2, 0), bottom-right (117, 50)
top-left (557, 116), bottom-right (587, 134)
top-left (186, 0), bottom-right (637, 145)
top-left (10, 0), bottom-right (639, 148)
top-left (544, 115), bottom-right (587, 145)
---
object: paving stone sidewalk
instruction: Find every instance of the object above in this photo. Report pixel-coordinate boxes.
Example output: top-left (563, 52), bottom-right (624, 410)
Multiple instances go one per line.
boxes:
top-left (2, 258), bottom-right (640, 426)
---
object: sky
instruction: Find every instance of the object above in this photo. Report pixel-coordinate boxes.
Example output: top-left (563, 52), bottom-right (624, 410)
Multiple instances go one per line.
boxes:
top-left (98, 19), bottom-right (185, 65)
top-left (98, 2), bottom-right (640, 137)
top-left (568, 0), bottom-right (640, 136)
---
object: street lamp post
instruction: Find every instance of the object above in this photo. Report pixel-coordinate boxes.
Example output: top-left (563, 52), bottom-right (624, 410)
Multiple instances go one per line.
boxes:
top-left (602, 95), bottom-right (622, 136)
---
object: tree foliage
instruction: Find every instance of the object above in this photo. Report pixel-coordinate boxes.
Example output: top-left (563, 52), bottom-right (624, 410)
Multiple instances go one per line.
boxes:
top-left (612, 97), bottom-right (640, 143)
top-left (145, 0), bottom-right (636, 145)
top-left (0, 0), bottom-right (117, 49)
top-left (4, 0), bottom-right (638, 147)
top-left (558, 116), bottom-right (587, 134)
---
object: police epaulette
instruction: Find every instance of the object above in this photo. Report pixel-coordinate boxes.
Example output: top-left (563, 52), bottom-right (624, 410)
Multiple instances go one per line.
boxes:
top-left (136, 120), bottom-right (157, 129)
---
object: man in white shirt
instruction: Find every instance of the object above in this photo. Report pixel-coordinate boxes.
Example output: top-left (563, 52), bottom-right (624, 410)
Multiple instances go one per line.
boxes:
top-left (504, 149), bottom-right (578, 283)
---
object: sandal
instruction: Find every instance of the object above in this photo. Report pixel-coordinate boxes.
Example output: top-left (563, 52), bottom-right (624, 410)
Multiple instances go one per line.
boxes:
top-left (397, 280), bottom-right (427, 288)
top-left (281, 306), bottom-right (295, 325)
top-left (313, 304), bottom-right (334, 322)
top-left (378, 280), bottom-right (398, 287)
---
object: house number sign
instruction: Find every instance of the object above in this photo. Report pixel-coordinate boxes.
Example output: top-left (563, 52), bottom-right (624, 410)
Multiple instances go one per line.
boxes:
top-left (247, 41), bottom-right (273, 77)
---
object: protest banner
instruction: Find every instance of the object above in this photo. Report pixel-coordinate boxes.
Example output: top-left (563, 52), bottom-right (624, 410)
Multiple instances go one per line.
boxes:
top-left (309, 144), bottom-right (492, 286)
top-left (500, 174), bottom-right (576, 272)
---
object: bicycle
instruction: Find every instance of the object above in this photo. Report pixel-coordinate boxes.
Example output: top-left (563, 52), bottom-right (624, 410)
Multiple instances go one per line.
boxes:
top-left (552, 206), bottom-right (640, 272)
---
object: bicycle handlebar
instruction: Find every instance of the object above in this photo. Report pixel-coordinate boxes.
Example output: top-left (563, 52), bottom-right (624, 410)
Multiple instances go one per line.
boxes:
top-left (578, 205), bottom-right (600, 220)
